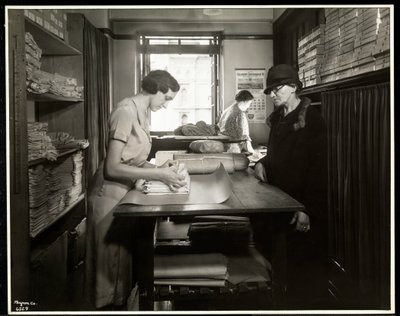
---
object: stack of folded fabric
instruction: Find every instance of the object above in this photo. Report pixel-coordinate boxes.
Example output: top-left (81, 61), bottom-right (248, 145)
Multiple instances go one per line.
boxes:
top-left (25, 32), bottom-right (42, 83)
top-left (188, 215), bottom-right (253, 250)
top-left (49, 73), bottom-right (84, 99)
top-left (67, 151), bottom-right (84, 205)
top-left (27, 68), bottom-right (84, 98)
top-left (48, 131), bottom-right (89, 150)
top-left (154, 253), bottom-right (228, 287)
top-left (28, 152), bottom-right (84, 236)
top-left (27, 122), bottom-right (58, 162)
top-left (46, 157), bottom-right (72, 219)
top-left (140, 163), bottom-right (190, 195)
top-left (29, 165), bottom-right (51, 236)
top-left (25, 32), bottom-right (84, 98)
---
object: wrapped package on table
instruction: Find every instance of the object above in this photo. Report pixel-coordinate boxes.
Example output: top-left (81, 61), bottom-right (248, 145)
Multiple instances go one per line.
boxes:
top-left (137, 162), bottom-right (190, 195)
top-left (173, 153), bottom-right (249, 174)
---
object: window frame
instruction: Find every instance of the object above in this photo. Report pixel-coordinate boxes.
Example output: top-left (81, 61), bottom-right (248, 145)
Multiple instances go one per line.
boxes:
top-left (136, 32), bottom-right (222, 134)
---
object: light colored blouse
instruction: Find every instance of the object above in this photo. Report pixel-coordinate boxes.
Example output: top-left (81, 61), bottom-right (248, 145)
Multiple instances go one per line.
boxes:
top-left (108, 97), bottom-right (152, 166)
top-left (218, 102), bottom-right (251, 141)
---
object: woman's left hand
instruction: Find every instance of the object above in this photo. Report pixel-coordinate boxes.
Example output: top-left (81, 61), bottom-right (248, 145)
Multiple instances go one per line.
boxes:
top-left (290, 211), bottom-right (310, 232)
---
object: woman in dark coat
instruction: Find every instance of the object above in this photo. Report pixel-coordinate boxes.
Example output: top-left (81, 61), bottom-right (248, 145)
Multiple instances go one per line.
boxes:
top-left (254, 64), bottom-right (329, 309)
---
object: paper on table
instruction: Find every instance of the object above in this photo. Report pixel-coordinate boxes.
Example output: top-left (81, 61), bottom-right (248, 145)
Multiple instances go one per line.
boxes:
top-left (119, 163), bottom-right (232, 206)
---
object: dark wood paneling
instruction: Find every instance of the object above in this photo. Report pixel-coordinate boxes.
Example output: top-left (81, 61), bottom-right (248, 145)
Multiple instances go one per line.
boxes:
top-left (273, 8), bottom-right (324, 67)
top-left (8, 9), bottom-right (31, 302)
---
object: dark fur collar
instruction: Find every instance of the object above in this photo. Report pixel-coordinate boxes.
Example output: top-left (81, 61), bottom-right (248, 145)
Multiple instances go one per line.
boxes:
top-left (266, 97), bottom-right (311, 131)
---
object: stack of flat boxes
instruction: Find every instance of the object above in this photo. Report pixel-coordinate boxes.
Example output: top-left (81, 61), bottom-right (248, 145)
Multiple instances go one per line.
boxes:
top-left (24, 9), bottom-right (68, 43)
top-left (320, 9), bottom-right (340, 82)
top-left (298, 25), bottom-right (325, 87)
top-left (336, 8), bottom-right (359, 79)
top-left (352, 8), bottom-right (378, 75)
top-left (373, 8), bottom-right (390, 70)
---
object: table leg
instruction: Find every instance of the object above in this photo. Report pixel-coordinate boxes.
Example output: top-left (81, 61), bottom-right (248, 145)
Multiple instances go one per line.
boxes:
top-left (270, 221), bottom-right (288, 308)
top-left (136, 217), bottom-right (156, 311)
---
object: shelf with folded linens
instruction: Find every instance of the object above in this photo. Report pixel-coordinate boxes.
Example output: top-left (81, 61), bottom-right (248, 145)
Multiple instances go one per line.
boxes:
top-left (153, 218), bottom-right (273, 307)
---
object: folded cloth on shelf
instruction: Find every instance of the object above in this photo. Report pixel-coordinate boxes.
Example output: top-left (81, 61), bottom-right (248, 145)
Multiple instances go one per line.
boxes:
top-left (154, 278), bottom-right (226, 287)
top-left (188, 215), bottom-right (253, 248)
top-left (188, 221), bottom-right (252, 244)
top-left (48, 131), bottom-right (90, 150)
top-left (226, 252), bottom-right (271, 285)
top-left (154, 253), bottom-right (228, 280)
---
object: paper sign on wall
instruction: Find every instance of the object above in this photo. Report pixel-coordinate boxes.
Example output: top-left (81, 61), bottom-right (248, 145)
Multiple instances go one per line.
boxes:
top-left (235, 69), bottom-right (267, 124)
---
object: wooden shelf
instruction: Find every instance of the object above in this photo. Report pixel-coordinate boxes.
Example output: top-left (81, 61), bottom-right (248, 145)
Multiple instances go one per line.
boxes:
top-left (301, 67), bottom-right (390, 96)
top-left (27, 91), bottom-right (84, 102)
top-left (28, 147), bottom-right (85, 167)
top-left (25, 18), bottom-right (82, 56)
top-left (30, 193), bottom-right (85, 239)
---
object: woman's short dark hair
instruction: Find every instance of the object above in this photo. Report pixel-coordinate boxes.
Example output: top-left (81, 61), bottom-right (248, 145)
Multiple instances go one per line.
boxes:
top-left (141, 70), bottom-right (180, 94)
top-left (235, 90), bottom-right (254, 102)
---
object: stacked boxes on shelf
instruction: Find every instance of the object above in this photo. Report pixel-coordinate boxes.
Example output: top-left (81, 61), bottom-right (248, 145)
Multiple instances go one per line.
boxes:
top-left (320, 8), bottom-right (340, 82)
top-left (336, 8), bottom-right (359, 79)
top-left (352, 8), bottom-right (378, 75)
top-left (24, 8), bottom-right (68, 42)
top-left (298, 24), bottom-right (325, 87)
top-left (373, 8), bottom-right (390, 70)
top-left (320, 7), bottom-right (390, 83)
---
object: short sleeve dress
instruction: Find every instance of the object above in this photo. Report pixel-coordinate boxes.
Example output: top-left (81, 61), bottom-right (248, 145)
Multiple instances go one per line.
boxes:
top-left (85, 97), bottom-right (152, 308)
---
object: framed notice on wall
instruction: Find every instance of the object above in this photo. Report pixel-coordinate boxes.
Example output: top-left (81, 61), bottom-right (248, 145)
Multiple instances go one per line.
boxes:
top-left (235, 68), bottom-right (267, 124)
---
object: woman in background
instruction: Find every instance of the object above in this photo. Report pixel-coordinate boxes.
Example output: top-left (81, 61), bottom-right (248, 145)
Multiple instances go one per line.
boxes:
top-left (86, 70), bottom-right (187, 310)
top-left (218, 90), bottom-right (255, 154)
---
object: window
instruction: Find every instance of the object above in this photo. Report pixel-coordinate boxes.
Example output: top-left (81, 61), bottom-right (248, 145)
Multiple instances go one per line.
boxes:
top-left (137, 34), bottom-right (221, 133)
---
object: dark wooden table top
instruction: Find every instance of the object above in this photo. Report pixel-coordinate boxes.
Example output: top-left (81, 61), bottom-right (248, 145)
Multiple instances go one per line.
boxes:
top-left (114, 168), bottom-right (304, 217)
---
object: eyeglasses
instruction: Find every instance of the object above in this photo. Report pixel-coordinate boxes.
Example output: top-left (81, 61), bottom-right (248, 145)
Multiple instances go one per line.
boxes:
top-left (266, 85), bottom-right (285, 95)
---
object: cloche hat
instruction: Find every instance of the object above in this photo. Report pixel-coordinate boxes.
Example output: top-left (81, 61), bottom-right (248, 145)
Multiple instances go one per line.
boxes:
top-left (264, 64), bottom-right (303, 94)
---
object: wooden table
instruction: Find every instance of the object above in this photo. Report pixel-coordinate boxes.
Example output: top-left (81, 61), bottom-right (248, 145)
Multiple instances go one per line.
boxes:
top-left (114, 168), bottom-right (304, 310)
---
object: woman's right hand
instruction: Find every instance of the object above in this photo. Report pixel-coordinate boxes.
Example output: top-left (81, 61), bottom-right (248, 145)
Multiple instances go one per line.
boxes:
top-left (254, 162), bottom-right (267, 182)
top-left (159, 165), bottom-right (187, 189)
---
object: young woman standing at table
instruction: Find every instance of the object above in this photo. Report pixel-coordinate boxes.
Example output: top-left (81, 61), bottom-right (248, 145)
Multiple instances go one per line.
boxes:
top-left (85, 70), bottom-right (187, 310)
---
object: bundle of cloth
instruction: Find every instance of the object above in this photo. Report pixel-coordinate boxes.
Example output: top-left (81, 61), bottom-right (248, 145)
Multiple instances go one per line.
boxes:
top-left (27, 122), bottom-right (58, 162)
top-left (188, 215), bottom-right (253, 250)
top-left (27, 69), bottom-right (84, 99)
top-left (25, 32), bottom-right (42, 81)
top-left (48, 131), bottom-right (89, 150)
top-left (174, 120), bottom-right (219, 136)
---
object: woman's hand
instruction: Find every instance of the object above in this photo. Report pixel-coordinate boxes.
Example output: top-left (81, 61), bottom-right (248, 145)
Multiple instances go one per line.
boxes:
top-left (254, 162), bottom-right (267, 182)
top-left (159, 164), bottom-right (187, 189)
top-left (246, 141), bottom-right (255, 154)
top-left (290, 211), bottom-right (310, 232)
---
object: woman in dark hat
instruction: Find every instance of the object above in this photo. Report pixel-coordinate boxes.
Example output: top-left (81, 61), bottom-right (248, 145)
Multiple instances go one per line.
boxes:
top-left (254, 64), bottom-right (329, 309)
